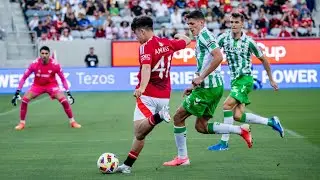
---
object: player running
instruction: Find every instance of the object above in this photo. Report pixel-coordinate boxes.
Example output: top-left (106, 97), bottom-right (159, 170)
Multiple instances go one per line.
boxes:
top-left (208, 12), bottom-right (284, 151)
top-left (11, 46), bottom-right (81, 130)
top-left (116, 16), bottom-right (191, 173)
top-left (163, 10), bottom-right (252, 167)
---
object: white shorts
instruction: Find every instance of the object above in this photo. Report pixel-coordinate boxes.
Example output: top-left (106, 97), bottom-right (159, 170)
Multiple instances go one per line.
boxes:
top-left (134, 95), bottom-right (169, 121)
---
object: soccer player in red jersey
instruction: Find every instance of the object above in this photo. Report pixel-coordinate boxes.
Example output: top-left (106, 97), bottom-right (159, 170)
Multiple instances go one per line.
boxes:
top-left (116, 16), bottom-right (191, 173)
top-left (11, 46), bottom-right (81, 130)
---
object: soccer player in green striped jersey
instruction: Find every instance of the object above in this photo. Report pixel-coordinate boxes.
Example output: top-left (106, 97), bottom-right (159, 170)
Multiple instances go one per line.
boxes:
top-left (163, 10), bottom-right (253, 166)
top-left (208, 12), bottom-right (284, 151)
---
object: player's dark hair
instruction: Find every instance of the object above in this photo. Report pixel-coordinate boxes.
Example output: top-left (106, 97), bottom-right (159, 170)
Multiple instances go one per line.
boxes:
top-left (231, 12), bottom-right (245, 22)
top-left (131, 16), bottom-right (153, 32)
top-left (40, 46), bottom-right (50, 52)
top-left (185, 10), bottom-right (205, 20)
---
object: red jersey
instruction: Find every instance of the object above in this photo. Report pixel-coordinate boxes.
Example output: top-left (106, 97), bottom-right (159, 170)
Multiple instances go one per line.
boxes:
top-left (18, 57), bottom-right (69, 90)
top-left (137, 36), bottom-right (187, 98)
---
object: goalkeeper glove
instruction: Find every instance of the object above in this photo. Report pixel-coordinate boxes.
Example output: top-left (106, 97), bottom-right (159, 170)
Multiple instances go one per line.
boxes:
top-left (11, 90), bottom-right (21, 106)
top-left (66, 90), bottom-right (75, 105)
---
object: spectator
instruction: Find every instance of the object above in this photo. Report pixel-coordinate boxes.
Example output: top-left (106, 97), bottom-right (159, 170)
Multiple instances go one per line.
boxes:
top-left (158, 26), bottom-right (169, 38)
top-left (104, 19), bottom-right (118, 39)
top-left (175, 0), bottom-right (186, 9)
top-left (153, 0), bottom-right (169, 17)
top-left (60, 28), bottom-right (73, 41)
top-left (186, 0), bottom-right (196, 8)
top-left (43, 15), bottom-right (54, 28)
top-left (120, 4), bottom-right (132, 17)
top-left (122, 31), bottom-right (133, 40)
top-left (302, 26), bottom-right (317, 36)
top-left (39, 32), bottom-right (48, 42)
top-left (246, 27), bottom-right (258, 38)
top-left (109, 2), bottom-right (120, 16)
top-left (144, 2), bottom-right (153, 16)
top-left (131, 0), bottom-right (143, 16)
top-left (278, 25), bottom-right (291, 37)
top-left (255, 10), bottom-right (268, 30)
top-left (170, 28), bottom-right (178, 38)
top-left (171, 7), bottom-right (182, 24)
top-left (197, 0), bottom-right (208, 8)
top-left (84, 47), bottom-right (99, 68)
top-left (95, 26), bottom-right (106, 39)
top-left (91, 12), bottom-right (104, 30)
top-left (29, 14), bottom-right (39, 30)
top-left (65, 13), bottom-right (78, 31)
top-left (47, 26), bottom-right (60, 41)
top-left (78, 12), bottom-right (92, 31)
top-left (291, 24), bottom-right (303, 37)
top-left (118, 21), bottom-right (131, 39)
top-left (33, 21), bottom-right (48, 38)
top-left (86, 0), bottom-right (96, 16)
top-left (74, 3), bottom-right (86, 18)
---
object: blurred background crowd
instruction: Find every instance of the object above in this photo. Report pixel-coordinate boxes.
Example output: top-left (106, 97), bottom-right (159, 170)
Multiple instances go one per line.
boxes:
top-left (19, 0), bottom-right (320, 41)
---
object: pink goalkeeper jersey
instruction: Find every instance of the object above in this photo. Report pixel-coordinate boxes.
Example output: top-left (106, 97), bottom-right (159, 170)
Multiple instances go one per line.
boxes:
top-left (18, 57), bottom-right (69, 90)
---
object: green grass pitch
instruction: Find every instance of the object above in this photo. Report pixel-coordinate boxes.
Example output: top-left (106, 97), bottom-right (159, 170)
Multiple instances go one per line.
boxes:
top-left (0, 89), bottom-right (319, 180)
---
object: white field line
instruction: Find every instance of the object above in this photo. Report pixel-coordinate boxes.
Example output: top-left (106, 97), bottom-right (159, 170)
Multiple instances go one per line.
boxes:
top-left (0, 97), bottom-right (49, 116)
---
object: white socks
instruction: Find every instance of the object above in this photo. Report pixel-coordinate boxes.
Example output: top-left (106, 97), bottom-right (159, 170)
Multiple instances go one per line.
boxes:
top-left (174, 126), bottom-right (188, 159)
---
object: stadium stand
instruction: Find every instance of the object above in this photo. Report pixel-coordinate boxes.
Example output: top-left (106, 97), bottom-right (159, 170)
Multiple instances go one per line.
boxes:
top-left (16, 0), bottom-right (320, 41)
top-left (0, 0), bottom-right (319, 68)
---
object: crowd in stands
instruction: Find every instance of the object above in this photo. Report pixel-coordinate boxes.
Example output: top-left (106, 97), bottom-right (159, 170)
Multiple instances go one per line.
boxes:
top-left (20, 0), bottom-right (319, 42)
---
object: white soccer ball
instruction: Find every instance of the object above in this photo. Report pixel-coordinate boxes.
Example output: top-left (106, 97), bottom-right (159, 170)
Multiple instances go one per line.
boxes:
top-left (97, 153), bottom-right (119, 174)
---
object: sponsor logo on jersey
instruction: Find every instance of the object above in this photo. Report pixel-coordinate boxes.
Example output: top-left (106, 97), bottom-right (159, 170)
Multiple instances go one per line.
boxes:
top-left (140, 54), bottom-right (151, 62)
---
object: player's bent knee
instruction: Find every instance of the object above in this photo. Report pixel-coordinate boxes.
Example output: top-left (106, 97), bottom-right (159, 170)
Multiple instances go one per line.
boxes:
top-left (194, 121), bottom-right (208, 134)
top-left (135, 133), bottom-right (146, 141)
top-left (233, 114), bottom-right (242, 121)
top-left (22, 96), bottom-right (30, 104)
top-left (223, 103), bottom-right (233, 110)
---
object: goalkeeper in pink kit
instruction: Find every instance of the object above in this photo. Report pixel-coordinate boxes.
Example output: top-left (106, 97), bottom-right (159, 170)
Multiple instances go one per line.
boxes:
top-left (11, 46), bottom-right (81, 130)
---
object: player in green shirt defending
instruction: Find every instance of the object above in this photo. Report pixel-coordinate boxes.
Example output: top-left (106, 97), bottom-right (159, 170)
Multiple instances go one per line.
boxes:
top-left (163, 10), bottom-right (253, 166)
top-left (206, 12), bottom-right (284, 151)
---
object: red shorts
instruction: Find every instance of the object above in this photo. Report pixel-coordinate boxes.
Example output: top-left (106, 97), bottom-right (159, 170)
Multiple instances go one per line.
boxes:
top-left (28, 84), bottom-right (61, 99)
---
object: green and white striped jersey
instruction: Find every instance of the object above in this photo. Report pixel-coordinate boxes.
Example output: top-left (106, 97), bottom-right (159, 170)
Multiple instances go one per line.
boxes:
top-left (217, 31), bottom-right (263, 81)
top-left (195, 27), bottom-right (223, 88)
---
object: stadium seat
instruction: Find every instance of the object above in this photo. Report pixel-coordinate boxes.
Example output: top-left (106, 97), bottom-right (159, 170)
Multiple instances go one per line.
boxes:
top-left (270, 28), bottom-right (281, 36)
top-left (156, 16), bottom-right (170, 24)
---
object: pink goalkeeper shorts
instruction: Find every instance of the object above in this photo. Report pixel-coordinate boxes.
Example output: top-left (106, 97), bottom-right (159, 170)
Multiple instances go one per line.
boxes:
top-left (28, 84), bottom-right (61, 99)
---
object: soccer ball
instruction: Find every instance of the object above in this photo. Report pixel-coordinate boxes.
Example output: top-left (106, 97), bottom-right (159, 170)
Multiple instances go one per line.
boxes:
top-left (97, 153), bottom-right (119, 174)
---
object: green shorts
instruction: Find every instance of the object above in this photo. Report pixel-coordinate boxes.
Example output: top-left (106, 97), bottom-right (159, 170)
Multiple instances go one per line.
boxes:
top-left (182, 86), bottom-right (223, 118)
top-left (230, 75), bottom-right (253, 105)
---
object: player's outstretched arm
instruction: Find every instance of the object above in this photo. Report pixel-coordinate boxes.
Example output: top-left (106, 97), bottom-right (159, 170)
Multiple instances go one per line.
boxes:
top-left (56, 65), bottom-right (75, 104)
top-left (249, 38), bottom-right (278, 91)
top-left (174, 34), bottom-right (191, 46)
top-left (258, 55), bottom-right (279, 91)
top-left (17, 65), bottom-right (33, 91)
top-left (134, 64), bottom-right (151, 98)
top-left (193, 48), bottom-right (223, 86)
top-left (57, 65), bottom-right (69, 91)
top-left (12, 65), bottom-right (33, 106)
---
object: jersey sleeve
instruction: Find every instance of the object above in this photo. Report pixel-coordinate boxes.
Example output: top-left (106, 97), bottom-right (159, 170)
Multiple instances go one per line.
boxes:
top-left (56, 63), bottom-right (69, 91)
top-left (18, 63), bottom-right (34, 90)
top-left (139, 43), bottom-right (153, 65)
top-left (170, 39), bottom-right (187, 51)
top-left (217, 33), bottom-right (226, 48)
top-left (198, 30), bottom-right (219, 52)
top-left (249, 39), bottom-right (263, 58)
